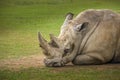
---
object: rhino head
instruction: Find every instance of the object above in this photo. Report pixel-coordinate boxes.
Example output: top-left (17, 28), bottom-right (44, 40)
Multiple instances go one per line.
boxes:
top-left (38, 10), bottom-right (101, 67)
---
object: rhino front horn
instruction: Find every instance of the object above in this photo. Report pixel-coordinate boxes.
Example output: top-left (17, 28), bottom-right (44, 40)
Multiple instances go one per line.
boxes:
top-left (38, 32), bottom-right (52, 56)
top-left (38, 32), bottom-right (47, 48)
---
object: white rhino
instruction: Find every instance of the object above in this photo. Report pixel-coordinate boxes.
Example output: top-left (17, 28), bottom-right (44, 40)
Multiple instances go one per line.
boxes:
top-left (38, 9), bottom-right (120, 67)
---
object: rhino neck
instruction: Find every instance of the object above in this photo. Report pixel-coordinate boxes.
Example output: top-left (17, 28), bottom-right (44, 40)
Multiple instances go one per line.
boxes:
top-left (78, 20), bottom-right (101, 54)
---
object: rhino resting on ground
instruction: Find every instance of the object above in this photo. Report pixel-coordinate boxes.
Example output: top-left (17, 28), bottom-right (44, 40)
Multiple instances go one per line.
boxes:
top-left (38, 9), bottom-right (120, 67)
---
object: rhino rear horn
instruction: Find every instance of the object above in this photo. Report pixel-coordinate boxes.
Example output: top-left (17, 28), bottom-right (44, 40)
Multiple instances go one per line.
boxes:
top-left (49, 34), bottom-right (61, 48)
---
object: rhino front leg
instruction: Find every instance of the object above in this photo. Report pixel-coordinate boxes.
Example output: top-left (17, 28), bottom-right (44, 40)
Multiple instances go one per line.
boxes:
top-left (72, 54), bottom-right (105, 65)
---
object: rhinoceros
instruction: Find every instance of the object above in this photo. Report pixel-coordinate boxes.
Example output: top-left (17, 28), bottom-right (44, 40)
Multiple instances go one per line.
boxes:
top-left (38, 9), bottom-right (120, 67)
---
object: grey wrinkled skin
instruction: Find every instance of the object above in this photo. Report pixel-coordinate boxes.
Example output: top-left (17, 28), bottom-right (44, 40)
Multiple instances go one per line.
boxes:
top-left (38, 9), bottom-right (120, 67)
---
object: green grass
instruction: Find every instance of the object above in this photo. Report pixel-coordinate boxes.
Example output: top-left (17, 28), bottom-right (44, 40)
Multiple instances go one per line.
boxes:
top-left (0, 0), bottom-right (120, 80)
top-left (0, 66), bottom-right (120, 80)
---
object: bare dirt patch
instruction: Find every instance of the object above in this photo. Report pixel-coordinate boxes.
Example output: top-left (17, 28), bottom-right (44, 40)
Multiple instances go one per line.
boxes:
top-left (0, 54), bottom-right (45, 69)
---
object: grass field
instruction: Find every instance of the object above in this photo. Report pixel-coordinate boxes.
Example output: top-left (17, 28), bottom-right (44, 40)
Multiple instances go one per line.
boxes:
top-left (0, 65), bottom-right (120, 80)
top-left (0, 0), bottom-right (120, 80)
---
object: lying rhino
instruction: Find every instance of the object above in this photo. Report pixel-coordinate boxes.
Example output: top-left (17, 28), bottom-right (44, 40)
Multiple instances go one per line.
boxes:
top-left (38, 9), bottom-right (120, 67)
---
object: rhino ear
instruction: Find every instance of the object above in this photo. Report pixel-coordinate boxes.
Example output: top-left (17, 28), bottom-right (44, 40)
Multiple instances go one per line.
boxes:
top-left (74, 22), bottom-right (88, 32)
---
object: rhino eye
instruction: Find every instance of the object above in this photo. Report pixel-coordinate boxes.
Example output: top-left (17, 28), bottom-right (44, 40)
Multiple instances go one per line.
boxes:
top-left (64, 49), bottom-right (70, 54)
top-left (62, 48), bottom-right (70, 57)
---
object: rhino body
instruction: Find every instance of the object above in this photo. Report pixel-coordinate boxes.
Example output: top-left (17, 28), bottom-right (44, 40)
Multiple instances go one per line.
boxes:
top-left (72, 9), bottom-right (120, 65)
top-left (38, 9), bottom-right (120, 67)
